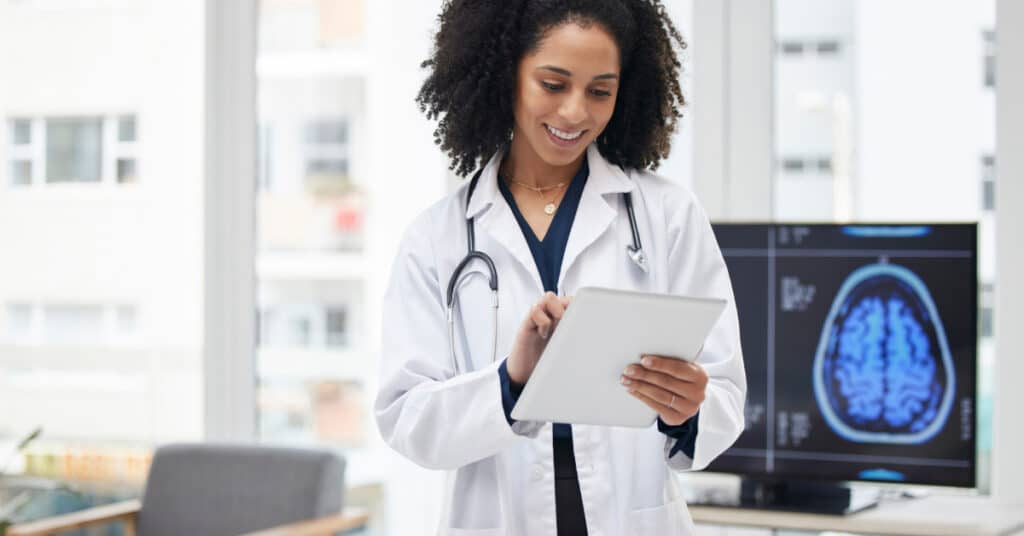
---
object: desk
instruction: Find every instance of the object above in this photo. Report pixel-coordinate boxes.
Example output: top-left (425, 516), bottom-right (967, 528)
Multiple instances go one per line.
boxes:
top-left (689, 496), bottom-right (1024, 536)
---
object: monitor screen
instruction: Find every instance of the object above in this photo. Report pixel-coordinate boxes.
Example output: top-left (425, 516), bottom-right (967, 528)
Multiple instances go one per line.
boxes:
top-left (708, 223), bottom-right (977, 488)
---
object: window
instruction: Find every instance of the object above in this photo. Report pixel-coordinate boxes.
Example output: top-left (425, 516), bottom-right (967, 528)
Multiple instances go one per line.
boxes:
top-left (5, 303), bottom-right (33, 340)
top-left (982, 154), bottom-right (996, 211)
top-left (117, 158), bottom-right (137, 183)
top-left (780, 41), bottom-right (805, 56)
top-left (6, 303), bottom-right (142, 345)
top-left (779, 156), bottom-right (833, 175)
top-left (816, 40), bottom-right (841, 55)
top-left (983, 29), bottom-right (996, 89)
top-left (258, 124), bottom-right (272, 191)
top-left (42, 304), bottom-right (105, 344)
top-left (781, 157), bottom-right (805, 173)
top-left (303, 118), bottom-right (351, 194)
top-left (7, 118), bottom-right (35, 186)
top-left (259, 304), bottom-right (352, 349)
top-left (114, 305), bottom-right (137, 336)
top-left (305, 119), bottom-right (348, 145)
top-left (46, 118), bottom-right (103, 183)
top-left (11, 118), bottom-right (32, 144)
top-left (325, 306), bottom-right (347, 348)
top-left (6, 115), bottom-right (140, 186)
top-left (118, 115), bottom-right (136, 142)
top-left (980, 283), bottom-right (995, 338)
top-left (10, 160), bottom-right (32, 185)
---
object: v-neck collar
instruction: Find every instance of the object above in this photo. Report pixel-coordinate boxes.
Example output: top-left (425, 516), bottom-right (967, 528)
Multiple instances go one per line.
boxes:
top-left (498, 158), bottom-right (589, 245)
top-left (498, 158), bottom-right (589, 293)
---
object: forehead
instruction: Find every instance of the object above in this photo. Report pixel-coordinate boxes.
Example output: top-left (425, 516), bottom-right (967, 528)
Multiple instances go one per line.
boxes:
top-left (523, 22), bottom-right (620, 74)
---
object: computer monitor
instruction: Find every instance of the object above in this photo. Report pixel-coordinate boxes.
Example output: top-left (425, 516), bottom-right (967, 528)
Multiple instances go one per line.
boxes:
top-left (707, 223), bottom-right (977, 513)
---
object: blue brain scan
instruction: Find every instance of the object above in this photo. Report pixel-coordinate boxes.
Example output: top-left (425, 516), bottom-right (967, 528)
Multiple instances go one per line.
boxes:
top-left (813, 263), bottom-right (955, 444)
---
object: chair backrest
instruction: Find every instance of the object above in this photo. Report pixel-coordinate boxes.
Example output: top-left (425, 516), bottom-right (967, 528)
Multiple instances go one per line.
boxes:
top-left (136, 443), bottom-right (345, 536)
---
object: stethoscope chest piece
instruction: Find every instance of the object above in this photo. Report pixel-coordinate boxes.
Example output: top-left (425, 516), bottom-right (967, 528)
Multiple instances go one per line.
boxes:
top-left (627, 245), bottom-right (649, 273)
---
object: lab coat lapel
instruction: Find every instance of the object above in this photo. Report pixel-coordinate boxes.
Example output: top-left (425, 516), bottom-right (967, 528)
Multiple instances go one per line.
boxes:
top-left (558, 145), bottom-right (637, 287)
top-left (467, 150), bottom-right (545, 294)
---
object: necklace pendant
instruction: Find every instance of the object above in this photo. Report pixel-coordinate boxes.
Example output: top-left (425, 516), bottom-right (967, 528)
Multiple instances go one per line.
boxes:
top-left (544, 203), bottom-right (556, 215)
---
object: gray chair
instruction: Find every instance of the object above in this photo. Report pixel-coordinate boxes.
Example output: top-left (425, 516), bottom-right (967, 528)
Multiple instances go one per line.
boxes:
top-left (7, 443), bottom-right (368, 536)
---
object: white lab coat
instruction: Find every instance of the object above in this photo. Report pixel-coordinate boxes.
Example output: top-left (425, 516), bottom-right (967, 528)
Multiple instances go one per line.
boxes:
top-left (375, 144), bottom-right (746, 536)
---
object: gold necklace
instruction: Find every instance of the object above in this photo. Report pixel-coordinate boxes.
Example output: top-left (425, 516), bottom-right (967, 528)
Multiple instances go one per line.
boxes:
top-left (504, 176), bottom-right (567, 216)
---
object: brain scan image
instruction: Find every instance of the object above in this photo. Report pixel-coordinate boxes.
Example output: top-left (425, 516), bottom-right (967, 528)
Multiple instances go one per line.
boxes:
top-left (813, 263), bottom-right (955, 444)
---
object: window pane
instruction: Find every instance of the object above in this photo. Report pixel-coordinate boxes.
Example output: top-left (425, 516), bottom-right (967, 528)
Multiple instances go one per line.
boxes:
top-left (325, 306), bottom-right (347, 347)
top-left (305, 119), bottom-right (348, 145)
top-left (117, 158), bottom-right (137, 183)
top-left (773, 0), bottom-right (996, 489)
top-left (42, 305), bottom-right (104, 345)
top-left (11, 160), bottom-right (32, 186)
top-left (115, 305), bottom-right (137, 335)
top-left (118, 115), bottom-right (137, 143)
top-left (11, 118), bottom-right (32, 144)
top-left (46, 118), bottom-right (103, 183)
top-left (5, 303), bottom-right (33, 337)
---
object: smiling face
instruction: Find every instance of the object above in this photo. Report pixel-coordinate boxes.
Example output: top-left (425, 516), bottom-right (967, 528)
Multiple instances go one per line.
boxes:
top-left (510, 21), bottom-right (621, 173)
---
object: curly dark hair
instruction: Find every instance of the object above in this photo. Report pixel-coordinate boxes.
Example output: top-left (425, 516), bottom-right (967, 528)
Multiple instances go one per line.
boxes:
top-left (417, 0), bottom-right (687, 177)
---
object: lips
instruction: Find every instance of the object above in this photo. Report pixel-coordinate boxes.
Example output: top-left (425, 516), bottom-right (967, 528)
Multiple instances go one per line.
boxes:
top-left (544, 123), bottom-right (586, 148)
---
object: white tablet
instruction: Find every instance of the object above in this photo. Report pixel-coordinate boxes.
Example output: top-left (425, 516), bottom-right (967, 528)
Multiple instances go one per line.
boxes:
top-left (510, 287), bottom-right (727, 428)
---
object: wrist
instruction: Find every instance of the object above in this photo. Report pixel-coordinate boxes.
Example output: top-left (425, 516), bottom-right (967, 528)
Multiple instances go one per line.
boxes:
top-left (506, 356), bottom-right (528, 385)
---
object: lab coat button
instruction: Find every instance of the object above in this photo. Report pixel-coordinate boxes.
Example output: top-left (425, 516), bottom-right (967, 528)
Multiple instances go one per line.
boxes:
top-left (530, 464), bottom-right (544, 481)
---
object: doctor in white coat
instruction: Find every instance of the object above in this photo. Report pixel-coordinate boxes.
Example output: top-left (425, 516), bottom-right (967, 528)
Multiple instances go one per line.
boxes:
top-left (376, 1), bottom-right (745, 535)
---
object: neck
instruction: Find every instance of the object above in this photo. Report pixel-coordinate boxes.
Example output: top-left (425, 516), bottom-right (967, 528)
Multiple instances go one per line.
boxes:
top-left (501, 136), bottom-right (584, 189)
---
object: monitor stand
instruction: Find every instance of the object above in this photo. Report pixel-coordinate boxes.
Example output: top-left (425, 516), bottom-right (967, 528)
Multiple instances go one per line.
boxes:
top-left (733, 478), bottom-right (880, 515)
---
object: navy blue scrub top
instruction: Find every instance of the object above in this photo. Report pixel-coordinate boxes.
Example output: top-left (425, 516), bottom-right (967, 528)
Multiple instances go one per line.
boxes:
top-left (493, 156), bottom-right (699, 455)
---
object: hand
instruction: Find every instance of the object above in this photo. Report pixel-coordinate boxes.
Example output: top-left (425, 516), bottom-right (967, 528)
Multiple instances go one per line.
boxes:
top-left (507, 292), bottom-right (572, 385)
top-left (621, 354), bottom-right (707, 426)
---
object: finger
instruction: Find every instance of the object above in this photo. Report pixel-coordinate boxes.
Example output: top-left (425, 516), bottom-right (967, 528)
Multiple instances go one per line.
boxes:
top-left (627, 386), bottom-right (690, 426)
top-left (639, 355), bottom-right (708, 386)
top-left (622, 365), bottom-right (703, 405)
top-left (530, 302), bottom-right (553, 339)
top-left (532, 293), bottom-right (567, 339)
top-left (538, 292), bottom-right (567, 321)
top-left (623, 378), bottom-right (700, 417)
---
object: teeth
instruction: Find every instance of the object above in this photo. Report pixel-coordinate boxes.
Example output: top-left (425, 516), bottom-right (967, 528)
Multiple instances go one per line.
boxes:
top-left (546, 124), bottom-right (583, 141)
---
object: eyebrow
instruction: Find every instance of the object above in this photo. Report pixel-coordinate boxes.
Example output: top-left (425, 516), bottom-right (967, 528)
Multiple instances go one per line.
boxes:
top-left (537, 65), bottom-right (619, 81)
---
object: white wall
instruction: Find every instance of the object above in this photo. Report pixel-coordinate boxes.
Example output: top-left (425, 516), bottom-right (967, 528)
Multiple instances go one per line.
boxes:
top-left (0, 1), bottom-right (205, 443)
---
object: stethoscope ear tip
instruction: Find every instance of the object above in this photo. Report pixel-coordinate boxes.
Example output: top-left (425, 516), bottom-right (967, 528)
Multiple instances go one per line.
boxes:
top-left (627, 246), bottom-right (650, 273)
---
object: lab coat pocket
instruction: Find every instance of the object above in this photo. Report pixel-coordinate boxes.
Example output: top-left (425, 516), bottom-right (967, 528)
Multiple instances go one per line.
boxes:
top-left (627, 497), bottom-right (694, 536)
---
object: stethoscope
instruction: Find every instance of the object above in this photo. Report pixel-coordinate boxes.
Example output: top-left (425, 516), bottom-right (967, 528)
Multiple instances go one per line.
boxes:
top-left (445, 168), bottom-right (649, 374)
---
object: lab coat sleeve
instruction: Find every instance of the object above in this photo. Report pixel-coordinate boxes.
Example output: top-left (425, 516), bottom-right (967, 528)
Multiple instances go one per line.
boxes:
top-left (374, 217), bottom-right (540, 471)
top-left (661, 191), bottom-right (747, 472)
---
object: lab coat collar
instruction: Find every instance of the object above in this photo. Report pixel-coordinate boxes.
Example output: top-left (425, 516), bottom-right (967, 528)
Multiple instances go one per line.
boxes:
top-left (464, 144), bottom-right (636, 220)
top-left (464, 144), bottom-right (638, 294)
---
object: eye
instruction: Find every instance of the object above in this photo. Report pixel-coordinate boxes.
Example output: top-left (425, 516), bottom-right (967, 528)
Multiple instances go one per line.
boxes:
top-left (590, 89), bottom-right (613, 98)
top-left (541, 81), bottom-right (565, 92)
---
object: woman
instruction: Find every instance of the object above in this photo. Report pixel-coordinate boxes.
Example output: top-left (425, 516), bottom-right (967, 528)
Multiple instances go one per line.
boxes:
top-left (375, 1), bottom-right (746, 534)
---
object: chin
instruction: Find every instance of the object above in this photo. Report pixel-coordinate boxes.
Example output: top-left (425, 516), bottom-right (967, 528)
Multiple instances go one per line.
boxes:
top-left (536, 140), bottom-right (589, 167)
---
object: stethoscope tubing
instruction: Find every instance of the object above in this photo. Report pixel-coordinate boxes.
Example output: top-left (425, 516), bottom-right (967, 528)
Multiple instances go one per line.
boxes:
top-left (445, 168), bottom-right (645, 375)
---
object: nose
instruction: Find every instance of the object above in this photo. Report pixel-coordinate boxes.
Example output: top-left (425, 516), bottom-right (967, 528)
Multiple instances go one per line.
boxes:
top-left (558, 91), bottom-right (588, 126)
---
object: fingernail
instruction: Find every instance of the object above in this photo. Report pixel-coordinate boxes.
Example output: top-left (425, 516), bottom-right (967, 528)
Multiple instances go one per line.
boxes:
top-left (620, 376), bottom-right (632, 385)
top-left (641, 356), bottom-right (653, 367)
top-left (624, 366), bottom-right (637, 376)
